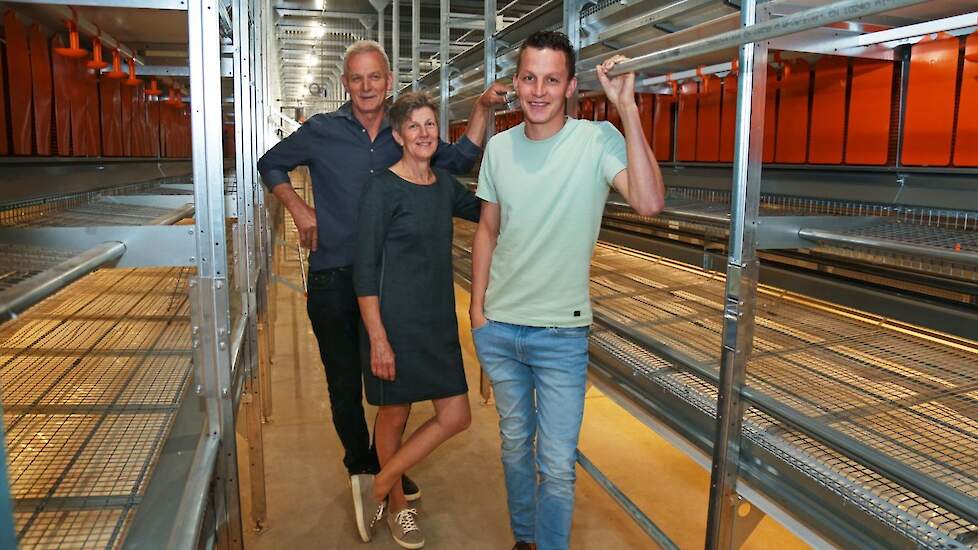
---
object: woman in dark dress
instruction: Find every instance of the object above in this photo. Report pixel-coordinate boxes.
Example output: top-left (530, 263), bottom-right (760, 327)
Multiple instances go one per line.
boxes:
top-left (353, 92), bottom-right (480, 548)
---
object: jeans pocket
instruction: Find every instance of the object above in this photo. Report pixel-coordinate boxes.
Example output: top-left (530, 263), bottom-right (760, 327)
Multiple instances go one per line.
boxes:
top-left (471, 319), bottom-right (493, 334)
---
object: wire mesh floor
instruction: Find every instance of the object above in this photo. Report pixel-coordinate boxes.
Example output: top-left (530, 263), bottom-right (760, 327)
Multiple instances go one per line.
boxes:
top-left (0, 267), bottom-right (193, 549)
top-left (453, 220), bottom-right (978, 547)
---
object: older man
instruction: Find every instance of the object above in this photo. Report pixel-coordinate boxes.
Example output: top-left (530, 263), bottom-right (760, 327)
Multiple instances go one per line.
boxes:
top-left (257, 40), bottom-right (507, 520)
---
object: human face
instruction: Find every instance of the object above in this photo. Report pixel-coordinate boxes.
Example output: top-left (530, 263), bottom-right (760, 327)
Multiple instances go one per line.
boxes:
top-left (515, 47), bottom-right (577, 135)
top-left (393, 107), bottom-right (438, 163)
top-left (341, 50), bottom-right (392, 116)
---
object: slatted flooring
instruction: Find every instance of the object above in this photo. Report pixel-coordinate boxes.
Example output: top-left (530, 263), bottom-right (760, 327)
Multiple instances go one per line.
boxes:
top-left (0, 267), bottom-right (193, 549)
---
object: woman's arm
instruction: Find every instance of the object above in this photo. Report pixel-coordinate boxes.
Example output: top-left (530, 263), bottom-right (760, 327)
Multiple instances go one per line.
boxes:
top-left (353, 178), bottom-right (397, 381)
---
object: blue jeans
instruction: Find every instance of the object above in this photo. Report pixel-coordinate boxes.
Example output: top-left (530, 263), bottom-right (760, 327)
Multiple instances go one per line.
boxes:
top-left (472, 320), bottom-right (589, 550)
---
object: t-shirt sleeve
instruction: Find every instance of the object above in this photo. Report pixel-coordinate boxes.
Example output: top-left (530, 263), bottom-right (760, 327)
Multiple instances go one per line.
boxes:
top-left (597, 121), bottom-right (628, 187)
top-left (476, 138), bottom-right (498, 204)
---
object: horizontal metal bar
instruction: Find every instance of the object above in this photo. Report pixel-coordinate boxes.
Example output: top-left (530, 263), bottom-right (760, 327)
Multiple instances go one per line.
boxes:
top-left (14, 495), bottom-right (141, 511)
top-left (757, 216), bottom-right (877, 249)
top-left (6, 0), bottom-right (187, 10)
top-left (799, 227), bottom-right (978, 267)
top-left (0, 226), bottom-right (195, 268)
top-left (576, 450), bottom-right (682, 550)
top-left (166, 432), bottom-right (220, 550)
top-left (591, 0), bottom-right (930, 79)
top-left (3, 404), bottom-right (178, 415)
top-left (140, 59), bottom-right (233, 78)
top-left (0, 242), bottom-right (125, 323)
top-left (584, 0), bottom-right (716, 47)
top-left (149, 203), bottom-right (196, 225)
top-left (102, 195), bottom-right (196, 210)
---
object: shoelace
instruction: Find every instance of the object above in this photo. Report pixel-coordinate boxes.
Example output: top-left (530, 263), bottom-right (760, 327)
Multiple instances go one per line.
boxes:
top-left (370, 500), bottom-right (386, 528)
top-left (393, 508), bottom-right (420, 533)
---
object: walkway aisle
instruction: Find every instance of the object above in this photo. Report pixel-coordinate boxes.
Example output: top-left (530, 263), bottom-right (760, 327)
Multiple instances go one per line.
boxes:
top-left (239, 261), bottom-right (807, 549)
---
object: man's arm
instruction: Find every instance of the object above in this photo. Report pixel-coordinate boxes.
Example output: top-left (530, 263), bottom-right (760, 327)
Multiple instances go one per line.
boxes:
top-left (431, 82), bottom-right (510, 174)
top-left (598, 56), bottom-right (665, 217)
top-left (470, 200), bottom-right (500, 329)
top-left (257, 124), bottom-right (318, 248)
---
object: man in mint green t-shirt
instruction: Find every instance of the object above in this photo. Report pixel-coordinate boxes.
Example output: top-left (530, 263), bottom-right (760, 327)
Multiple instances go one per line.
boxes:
top-left (470, 31), bottom-right (664, 550)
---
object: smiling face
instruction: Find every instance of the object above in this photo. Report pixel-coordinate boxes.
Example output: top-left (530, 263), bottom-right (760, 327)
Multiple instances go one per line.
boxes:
top-left (515, 46), bottom-right (577, 135)
top-left (341, 50), bottom-right (392, 117)
top-left (393, 106), bottom-right (438, 163)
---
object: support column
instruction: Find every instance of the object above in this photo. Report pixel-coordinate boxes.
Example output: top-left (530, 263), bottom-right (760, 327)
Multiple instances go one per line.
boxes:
top-left (563, 0), bottom-right (582, 117)
top-left (393, 0), bottom-right (400, 98)
top-left (478, 0), bottom-right (496, 404)
top-left (439, 0), bottom-right (450, 139)
top-left (411, 0), bottom-right (420, 90)
top-left (188, 0), bottom-right (242, 547)
top-left (704, 1), bottom-right (766, 548)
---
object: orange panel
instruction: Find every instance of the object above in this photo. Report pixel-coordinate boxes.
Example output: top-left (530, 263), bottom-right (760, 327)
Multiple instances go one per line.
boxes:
top-left (579, 98), bottom-right (594, 120)
top-left (148, 100), bottom-right (161, 157)
top-left (763, 68), bottom-right (777, 163)
top-left (638, 93), bottom-right (653, 141)
top-left (29, 25), bottom-right (53, 156)
top-left (75, 62), bottom-right (102, 156)
top-left (594, 96), bottom-right (607, 121)
top-left (100, 78), bottom-right (123, 156)
top-left (51, 37), bottom-right (72, 155)
top-left (695, 75), bottom-right (721, 161)
top-left (5, 11), bottom-right (33, 155)
top-left (121, 85), bottom-right (133, 156)
top-left (775, 60), bottom-right (810, 164)
top-left (902, 35), bottom-right (959, 166)
top-left (720, 74), bottom-right (737, 162)
top-left (808, 56), bottom-right (848, 164)
top-left (845, 58), bottom-right (893, 165)
top-left (954, 34), bottom-right (978, 165)
top-left (0, 43), bottom-right (8, 155)
top-left (652, 93), bottom-right (673, 161)
top-left (677, 80), bottom-right (698, 161)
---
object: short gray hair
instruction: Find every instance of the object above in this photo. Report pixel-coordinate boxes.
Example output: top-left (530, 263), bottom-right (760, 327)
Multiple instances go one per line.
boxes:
top-left (343, 40), bottom-right (391, 74)
top-left (390, 92), bottom-right (439, 132)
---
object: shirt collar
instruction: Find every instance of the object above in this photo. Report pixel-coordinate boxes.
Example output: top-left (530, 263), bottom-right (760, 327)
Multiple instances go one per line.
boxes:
top-left (329, 100), bottom-right (392, 132)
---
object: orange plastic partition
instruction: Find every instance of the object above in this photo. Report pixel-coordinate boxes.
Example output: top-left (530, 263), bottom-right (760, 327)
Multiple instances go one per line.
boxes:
top-left (720, 74), bottom-right (737, 162)
top-left (29, 25), bottom-right (53, 156)
top-left (677, 80), bottom-right (698, 161)
top-left (954, 33), bottom-right (978, 166)
top-left (606, 101), bottom-right (622, 131)
top-left (51, 36), bottom-right (72, 155)
top-left (652, 91), bottom-right (673, 161)
top-left (0, 43), bottom-right (8, 155)
top-left (775, 59), bottom-right (810, 163)
top-left (121, 85), bottom-right (133, 155)
top-left (695, 75), bottom-right (721, 161)
top-left (75, 62), bottom-right (102, 156)
top-left (148, 100), bottom-right (161, 157)
top-left (579, 97), bottom-right (594, 120)
top-left (808, 56), bottom-right (847, 164)
top-left (594, 97), bottom-right (607, 121)
top-left (5, 11), bottom-right (33, 155)
top-left (100, 78), bottom-right (123, 156)
top-left (638, 93), bottom-right (653, 142)
top-left (902, 35), bottom-right (959, 166)
top-left (845, 58), bottom-right (892, 165)
top-left (763, 68), bottom-right (777, 163)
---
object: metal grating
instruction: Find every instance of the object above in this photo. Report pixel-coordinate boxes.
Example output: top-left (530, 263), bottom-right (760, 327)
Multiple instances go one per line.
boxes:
top-left (452, 219), bottom-right (978, 547)
top-left (0, 266), bottom-right (193, 549)
top-left (6, 201), bottom-right (174, 228)
top-left (0, 244), bottom-right (79, 292)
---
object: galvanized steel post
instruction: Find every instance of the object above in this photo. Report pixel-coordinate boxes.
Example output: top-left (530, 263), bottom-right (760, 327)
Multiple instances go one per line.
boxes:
top-left (439, 0), bottom-right (450, 140)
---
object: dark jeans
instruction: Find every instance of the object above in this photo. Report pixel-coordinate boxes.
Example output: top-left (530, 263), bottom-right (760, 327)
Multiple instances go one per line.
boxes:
top-left (306, 266), bottom-right (379, 475)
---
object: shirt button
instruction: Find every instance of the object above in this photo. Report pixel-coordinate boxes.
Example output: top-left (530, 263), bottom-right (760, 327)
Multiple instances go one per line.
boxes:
top-left (362, 128), bottom-right (366, 132)
top-left (370, 148), bottom-right (374, 152)
top-left (370, 169), bottom-right (374, 173)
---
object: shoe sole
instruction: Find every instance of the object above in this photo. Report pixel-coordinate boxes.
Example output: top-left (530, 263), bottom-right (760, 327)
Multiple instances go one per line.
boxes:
top-left (404, 490), bottom-right (422, 502)
top-left (391, 533), bottom-right (425, 549)
top-left (351, 476), bottom-right (371, 543)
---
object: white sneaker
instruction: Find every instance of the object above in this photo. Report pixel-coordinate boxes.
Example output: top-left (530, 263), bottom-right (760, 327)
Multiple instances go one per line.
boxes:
top-left (351, 474), bottom-right (382, 542)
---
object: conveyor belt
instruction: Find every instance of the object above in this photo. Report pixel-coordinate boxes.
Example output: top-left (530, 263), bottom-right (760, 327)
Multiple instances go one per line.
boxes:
top-left (0, 267), bottom-right (192, 549)
top-left (452, 220), bottom-right (978, 547)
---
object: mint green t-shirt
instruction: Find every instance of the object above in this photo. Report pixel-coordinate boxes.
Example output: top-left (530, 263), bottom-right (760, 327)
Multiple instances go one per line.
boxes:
top-left (476, 117), bottom-right (627, 327)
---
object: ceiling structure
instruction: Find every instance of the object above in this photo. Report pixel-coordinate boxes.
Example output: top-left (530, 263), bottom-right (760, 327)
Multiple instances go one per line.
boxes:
top-left (271, 0), bottom-right (549, 113)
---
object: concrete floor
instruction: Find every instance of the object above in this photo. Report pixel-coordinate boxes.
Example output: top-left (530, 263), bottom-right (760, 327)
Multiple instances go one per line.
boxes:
top-left (237, 264), bottom-right (812, 550)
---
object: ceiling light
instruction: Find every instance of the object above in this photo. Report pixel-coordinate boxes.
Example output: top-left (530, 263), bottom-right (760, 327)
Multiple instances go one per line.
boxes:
top-left (305, 73), bottom-right (314, 83)
top-left (307, 54), bottom-right (319, 66)
top-left (311, 25), bottom-right (325, 38)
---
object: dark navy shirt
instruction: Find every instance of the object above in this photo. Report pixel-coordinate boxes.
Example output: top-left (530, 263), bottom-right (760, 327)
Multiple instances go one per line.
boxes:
top-left (257, 101), bottom-right (481, 271)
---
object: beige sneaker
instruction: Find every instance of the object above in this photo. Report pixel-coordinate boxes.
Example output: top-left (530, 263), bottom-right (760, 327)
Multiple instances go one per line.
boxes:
top-left (387, 507), bottom-right (424, 549)
top-left (352, 474), bottom-right (385, 542)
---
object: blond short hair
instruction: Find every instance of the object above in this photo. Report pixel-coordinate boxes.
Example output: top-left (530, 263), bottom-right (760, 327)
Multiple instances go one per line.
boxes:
top-left (343, 40), bottom-right (392, 75)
